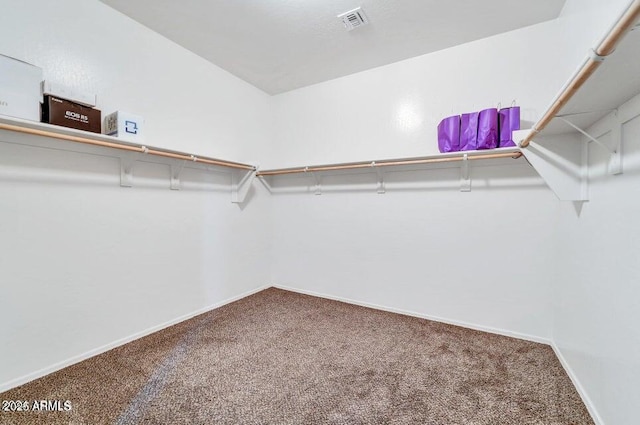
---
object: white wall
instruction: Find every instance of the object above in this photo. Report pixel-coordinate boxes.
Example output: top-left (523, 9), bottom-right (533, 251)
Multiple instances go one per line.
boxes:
top-left (2, 3), bottom-right (639, 425)
top-left (558, 0), bottom-right (634, 66)
top-left (0, 0), bottom-right (271, 163)
top-left (270, 165), bottom-right (558, 341)
top-left (267, 19), bottom-right (577, 169)
top-left (550, 2), bottom-right (640, 424)
top-left (551, 101), bottom-right (640, 425)
top-left (0, 0), bottom-right (272, 390)
top-left (268, 10), bottom-right (640, 424)
top-left (267, 18), bottom-right (585, 342)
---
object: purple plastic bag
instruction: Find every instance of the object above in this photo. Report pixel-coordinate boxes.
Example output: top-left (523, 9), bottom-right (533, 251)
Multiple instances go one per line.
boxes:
top-left (498, 106), bottom-right (520, 147)
top-left (477, 108), bottom-right (498, 150)
top-left (437, 115), bottom-right (460, 153)
top-left (459, 112), bottom-right (479, 151)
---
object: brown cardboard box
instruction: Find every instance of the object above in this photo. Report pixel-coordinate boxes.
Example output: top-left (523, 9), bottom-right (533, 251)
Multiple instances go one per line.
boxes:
top-left (41, 95), bottom-right (101, 133)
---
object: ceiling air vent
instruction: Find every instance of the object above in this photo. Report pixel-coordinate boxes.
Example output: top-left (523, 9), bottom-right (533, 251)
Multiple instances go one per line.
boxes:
top-left (338, 7), bottom-right (369, 31)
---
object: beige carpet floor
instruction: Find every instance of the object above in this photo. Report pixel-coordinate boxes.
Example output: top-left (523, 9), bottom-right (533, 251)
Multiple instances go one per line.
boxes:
top-left (1, 288), bottom-right (593, 424)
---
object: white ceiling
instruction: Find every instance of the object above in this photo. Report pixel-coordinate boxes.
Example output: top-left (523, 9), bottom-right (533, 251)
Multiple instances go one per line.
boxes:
top-left (99, 0), bottom-right (566, 95)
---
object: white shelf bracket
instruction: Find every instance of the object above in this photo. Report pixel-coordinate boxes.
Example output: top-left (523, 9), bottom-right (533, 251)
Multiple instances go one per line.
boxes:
top-left (257, 175), bottom-right (273, 193)
top-left (120, 157), bottom-right (135, 188)
top-left (170, 160), bottom-right (186, 190)
top-left (608, 111), bottom-right (623, 175)
top-left (372, 162), bottom-right (385, 194)
top-left (460, 154), bottom-right (471, 192)
top-left (304, 167), bottom-right (322, 195)
top-left (515, 129), bottom-right (588, 202)
top-left (557, 115), bottom-right (622, 175)
top-left (557, 117), bottom-right (612, 152)
top-left (231, 169), bottom-right (255, 204)
top-left (589, 49), bottom-right (607, 63)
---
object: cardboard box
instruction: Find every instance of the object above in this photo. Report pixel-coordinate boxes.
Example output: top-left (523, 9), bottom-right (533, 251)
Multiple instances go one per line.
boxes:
top-left (41, 95), bottom-right (101, 133)
top-left (0, 54), bottom-right (43, 121)
top-left (104, 111), bottom-right (144, 142)
top-left (42, 80), bottom-right (97, 107)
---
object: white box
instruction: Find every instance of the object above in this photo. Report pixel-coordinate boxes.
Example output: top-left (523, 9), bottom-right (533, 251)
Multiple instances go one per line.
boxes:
top-left (42, 80), bottom-right (96, 107)
top-left (0, 54), bottom-right (43, 121)
top-left (104, 111), bottom-right (144, 142)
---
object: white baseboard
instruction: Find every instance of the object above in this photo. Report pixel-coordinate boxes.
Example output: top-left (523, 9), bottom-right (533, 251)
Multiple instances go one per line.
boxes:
top-left (272, 284), bottom-right (551, 345)
top-left (0, 285), bottom-right (604, 425)
top-left (274, 284), bottom-right (603, 423)
top-left (0, 284), bottom-right (271, 393)
top-left (4, 283), bottom-right (600, 425)
top-left (550, 342), bottom-right (604, 425)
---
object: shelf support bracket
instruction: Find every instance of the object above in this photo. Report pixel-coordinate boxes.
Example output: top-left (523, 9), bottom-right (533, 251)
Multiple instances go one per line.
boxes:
top-left (557, 117), bottom-right (612, 152)
top-left (608, 111), bottom-right (623, 175)
top-left (257, 175), bottom-right (273, 193)
top-left (460, 154), bottom-right (471, 192)
top-left (120, 157), bottom-right (135, 188)
top-left (231, 169), bottom-right (255, 204)
top-left (515, 129), bottom-right (588, 202)
top-left (170, 160), bottom-right (187, 190)
top-left (304, 167), bottom-right (322, 195)
top-left (589, 49), bottom-right (606, 63)
top-left (372, 162), bottom-right (385, 194)
top-left (557, 115), bottom-right (622, 175)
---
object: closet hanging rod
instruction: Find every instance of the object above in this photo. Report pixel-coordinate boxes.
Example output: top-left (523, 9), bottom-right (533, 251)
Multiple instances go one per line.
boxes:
top-left (520, 0), bottom-right (640, 148)
top-left (257, 151), bottom-right (523, 176)
top-left (0, 122), bottom-right (256, 171)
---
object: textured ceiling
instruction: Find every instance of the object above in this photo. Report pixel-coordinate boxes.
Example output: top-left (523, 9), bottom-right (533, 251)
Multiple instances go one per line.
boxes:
top-left (99, 0), bottom-right (566, 95)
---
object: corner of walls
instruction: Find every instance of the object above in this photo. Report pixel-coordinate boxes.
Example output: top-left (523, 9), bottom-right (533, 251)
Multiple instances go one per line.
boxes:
top-left (0, 0), bottom-right (274, 390)
top-left (0, 284), bottom-right (271, 394)
top-left (550, 95), bottom-right (640, 425)
top-left (546, 2), bottom-right (640, 424)
top-left (265, 15), bottom-right (578, 343)
top-left (273, 284), bottom-right (552, 346)
top-left (549, 342), bottom-right (605, 425)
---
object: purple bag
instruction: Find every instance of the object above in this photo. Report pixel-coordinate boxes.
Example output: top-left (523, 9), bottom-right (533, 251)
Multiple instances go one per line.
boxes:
top-left (437, 115), bottom-right (460, 153)
top-left (477, 108), bottom-right (498, 150)
top-left (498, 106), bottom-right (520, 147)
top-left (459, 112), bottom-right (479, 151)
